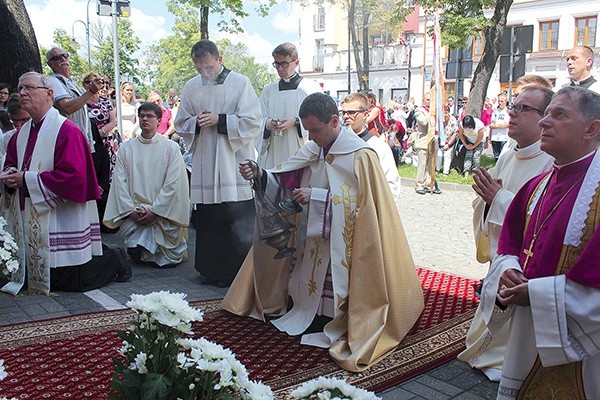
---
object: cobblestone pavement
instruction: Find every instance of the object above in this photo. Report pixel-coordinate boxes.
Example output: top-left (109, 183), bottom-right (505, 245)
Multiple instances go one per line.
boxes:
top-left (0, 180), bottom-right (497, 399)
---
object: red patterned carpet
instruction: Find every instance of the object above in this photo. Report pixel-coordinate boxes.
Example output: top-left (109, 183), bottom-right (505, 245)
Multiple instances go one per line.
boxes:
top-left (0, 268), bottom-right (478, 399)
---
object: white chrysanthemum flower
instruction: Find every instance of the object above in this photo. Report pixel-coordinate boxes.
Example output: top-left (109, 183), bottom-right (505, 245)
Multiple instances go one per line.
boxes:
top-left (0, 359), bottom-right (7, 380)
top-left (290, 377), bottom-right (380, 400)
top-left (5, 259), bottom-right (18, 273)
top-left (118, 341), bottom-right (131, 356)
top-left (0, 248), bottom-right (11, 261)
top-left (129, 352), bottom-right (148, 374)
top-left (242, 380), bottom-right (274, 399)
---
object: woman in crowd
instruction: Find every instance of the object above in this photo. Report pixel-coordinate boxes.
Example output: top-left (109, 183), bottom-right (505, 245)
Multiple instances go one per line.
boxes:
top-left (147, 91), bottom-right (175, 137)
top-left (0, 83), bottom-right (10, 111)
top-left (84, 72), bottom-right (119, 179)
top-left (120, 82), bottom-right (140, 141)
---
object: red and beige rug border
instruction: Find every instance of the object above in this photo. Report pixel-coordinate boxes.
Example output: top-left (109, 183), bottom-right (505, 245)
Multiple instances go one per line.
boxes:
top-left (0, 298), bottom-right (475, 397)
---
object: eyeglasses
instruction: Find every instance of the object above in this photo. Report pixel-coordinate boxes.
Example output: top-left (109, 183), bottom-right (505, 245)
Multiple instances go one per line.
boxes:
top-left (272, 61), bottom-right (294, 69)
top-left (48, 52), bottom-right (69, 62)
top-left (10, 117), bottom-right (30, 124)
top-left (508, 103), bottom-right (544, 115)
top-left (17, 85), bottom-right (49, 93)
top-left (139, 114), bottom-right (158, 120)
top-left (338, 109), bottom-right (366, 117)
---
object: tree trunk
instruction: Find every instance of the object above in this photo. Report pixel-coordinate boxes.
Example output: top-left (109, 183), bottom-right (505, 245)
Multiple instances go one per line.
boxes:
top-left (360, 10), bottom-right (370, 92)
top-left (466, 0), bottom-right (514, 116)
top-left (349, 0), bottom-right (364, 93)
top-left (0, 0), bottom-right (42, 88)
top-left (200, 5), bottom-right (209, 40)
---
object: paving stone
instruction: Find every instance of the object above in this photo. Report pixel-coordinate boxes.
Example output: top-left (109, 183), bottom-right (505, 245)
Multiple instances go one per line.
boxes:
top-left (380, 387), bottom-right (419, 399)
top-left (451, 392), bottom-right (488, 400)
top-left (401, 381), bottom-right (453, 400)
top-left (448, 370), bottom-right (489, 390)
top-left (429, 361), bottom-right (474, 382)
top-left (415, 375), bottom-right (463, 396)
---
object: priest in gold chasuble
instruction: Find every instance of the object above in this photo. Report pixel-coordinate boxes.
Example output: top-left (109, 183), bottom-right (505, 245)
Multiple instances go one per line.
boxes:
top-left (222, 93), bottom-right (424, 372)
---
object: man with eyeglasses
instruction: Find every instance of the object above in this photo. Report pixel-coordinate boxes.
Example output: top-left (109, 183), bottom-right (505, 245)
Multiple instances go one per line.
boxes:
top-left (459, 84), bottom-right (555, 382)
top-left (175, 39), bottom-right (261, 287)
top-left (46, 47), bottom-right (102, 153)
top-left (0, 72), bottom-right (131, 296)
top-left (339, 93), bottom-right (400, 205)
top-left (477, 86), bottom-right (600, 399)
top-left (257, 42), bottom-right (322, 169)
top-left (223, 92), bottom-right (424, 372)
top-left (104, 102), bottom-right (189, 269)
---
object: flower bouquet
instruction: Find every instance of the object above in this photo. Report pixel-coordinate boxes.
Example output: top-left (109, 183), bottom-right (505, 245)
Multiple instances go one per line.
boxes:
top-left (110, 291), bottom-right (273, 400)
top-left (290, 376), bottom-right (381, 400)
top-left (0, 217), bottom-right (18, 285)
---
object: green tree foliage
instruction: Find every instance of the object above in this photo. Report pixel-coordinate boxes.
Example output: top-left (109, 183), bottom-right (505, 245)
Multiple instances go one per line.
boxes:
top-left (147, 0), bottom-right (275, 96)
top-left (175, 0), bottom-right (277, 38)
top-left (42, 28), bottom-right (88, 82)
top-left (92, 19), bottom-right (142, 86)
top-left (391, 0), bottom-right (514, 114)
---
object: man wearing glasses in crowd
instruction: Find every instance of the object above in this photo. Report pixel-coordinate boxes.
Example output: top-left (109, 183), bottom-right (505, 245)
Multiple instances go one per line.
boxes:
top-left (459, 79), bottom-right (555, 382)
top-left (46, 47), bottom-right (103, 152)
top-left (257, 42), bottom-right (322, 169)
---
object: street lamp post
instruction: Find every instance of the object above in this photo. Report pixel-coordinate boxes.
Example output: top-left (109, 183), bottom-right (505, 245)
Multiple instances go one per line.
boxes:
top-left (71, 19), bottom-right (91, 70)
top-left (86, 0), bottom-right (92, 70)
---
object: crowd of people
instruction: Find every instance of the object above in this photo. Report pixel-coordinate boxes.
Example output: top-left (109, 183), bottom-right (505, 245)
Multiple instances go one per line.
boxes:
top-left (0, 38), bottom-right (600, 397)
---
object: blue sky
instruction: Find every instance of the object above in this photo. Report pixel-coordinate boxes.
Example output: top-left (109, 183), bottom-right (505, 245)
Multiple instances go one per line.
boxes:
top-left (23, 0), bottom-right (301, 65)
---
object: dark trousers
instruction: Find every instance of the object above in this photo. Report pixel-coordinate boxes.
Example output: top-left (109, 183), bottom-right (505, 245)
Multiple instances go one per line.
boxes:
top-left (193, 200), bottom-right (255, 282)
top-left (50, 245), bottom-right (123, 292)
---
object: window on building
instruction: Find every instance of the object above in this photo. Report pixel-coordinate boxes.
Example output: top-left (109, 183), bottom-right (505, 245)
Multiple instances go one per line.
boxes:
top-left (473, 31), bottom-right (485, 57)
top-left (539, 20), bottom-right (559, 50)
top-left (314, 39), bottom-right (325, 71)
top-left (575, 16), bottom-right (597, 47)
top-left (314, 7), bottom-right (325, 31)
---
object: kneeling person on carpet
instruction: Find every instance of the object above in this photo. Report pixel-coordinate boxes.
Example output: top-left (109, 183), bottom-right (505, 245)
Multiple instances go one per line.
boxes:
top-left (0, 72), bottom-right (131, 296)
top-left (103, 102), bottom-right (189, 268)
top-left (221, 92), bottom-right (424, 372)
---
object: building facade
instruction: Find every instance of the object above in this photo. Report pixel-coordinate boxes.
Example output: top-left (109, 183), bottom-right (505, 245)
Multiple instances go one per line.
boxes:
top-left (298, 0), bottom-right (600, 106)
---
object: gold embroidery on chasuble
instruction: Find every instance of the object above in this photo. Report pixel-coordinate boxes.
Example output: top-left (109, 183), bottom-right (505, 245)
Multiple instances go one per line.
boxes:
top-left (331, 183), bottom-right (357, 270)
top-left (308, 237), bottom-right (323, 296)
top-left (325, 153), bottom-right (335, 164)
top-left (517, 357), bottom-right (585, 400)
top-left (27, 207), bottom-right (46, 287)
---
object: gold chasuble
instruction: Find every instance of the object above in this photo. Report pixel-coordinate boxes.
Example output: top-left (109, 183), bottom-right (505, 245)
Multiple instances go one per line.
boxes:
top-left (222, 127), bottom-right (424, 372)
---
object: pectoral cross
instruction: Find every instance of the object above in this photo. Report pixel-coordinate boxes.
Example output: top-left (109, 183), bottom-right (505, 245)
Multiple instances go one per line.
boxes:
top-left (522, 236), bottom-right (536, 271)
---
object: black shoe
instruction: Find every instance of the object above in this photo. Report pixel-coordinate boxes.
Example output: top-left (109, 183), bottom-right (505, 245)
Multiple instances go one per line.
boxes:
top-left (432, 188), bottom-right (442, 194)
top-left (415, 189), bottom-right (427, 195)
top-left (114, 248), bottom-right (132, 282)
top-left (199, 274), bottom-right (232, 288)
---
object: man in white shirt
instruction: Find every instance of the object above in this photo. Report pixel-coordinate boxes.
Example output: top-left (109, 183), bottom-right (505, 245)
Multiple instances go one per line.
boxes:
top-left (564, 45), bottom-right (600, 93)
